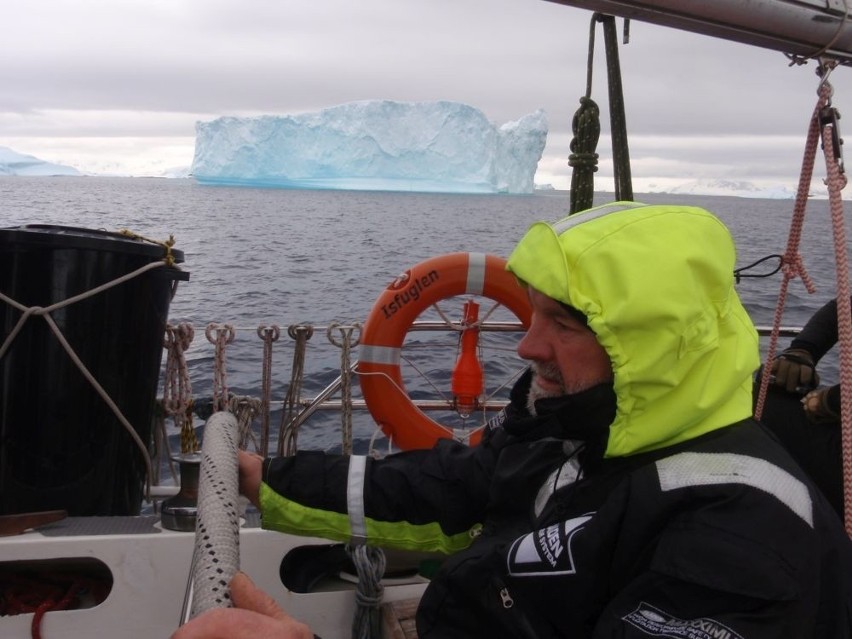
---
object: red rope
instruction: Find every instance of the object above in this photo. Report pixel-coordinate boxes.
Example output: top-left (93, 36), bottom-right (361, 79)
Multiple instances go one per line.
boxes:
top-left (753, 75), bottom-right (852, 537)
top-left (31, 580), bottom-right (81, 639)
top-left (754, 82), bottom-right (823, 421)
top-left (1, 572), bottom-right (110, 639)
top-left (821, 102), bottom-right (852, 537)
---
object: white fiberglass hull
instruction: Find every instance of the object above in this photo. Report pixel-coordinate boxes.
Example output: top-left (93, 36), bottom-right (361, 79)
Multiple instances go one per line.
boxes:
top-left (0, 516), bottom-right (427, 639)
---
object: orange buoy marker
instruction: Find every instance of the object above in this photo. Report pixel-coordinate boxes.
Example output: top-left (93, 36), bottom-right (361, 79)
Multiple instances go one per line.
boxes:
top-left (451, 300), bottom-right (484, 418)
top-left (358, 252), bottom-right (532, 450)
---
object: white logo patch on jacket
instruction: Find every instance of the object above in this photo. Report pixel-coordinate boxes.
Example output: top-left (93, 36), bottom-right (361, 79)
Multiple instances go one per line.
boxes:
top-left (623, 602), bottom-right (744, 639)
top-left (507, 514), bottom-right (592, 577)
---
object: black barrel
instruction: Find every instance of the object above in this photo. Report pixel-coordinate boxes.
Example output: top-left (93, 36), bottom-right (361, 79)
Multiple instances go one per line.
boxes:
top-left (0, 225), bottom-right (189, 516)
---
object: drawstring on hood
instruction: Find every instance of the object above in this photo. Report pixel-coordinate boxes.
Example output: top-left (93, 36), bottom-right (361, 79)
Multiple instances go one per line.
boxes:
top-left (506, 202), bottom-right (760, 458)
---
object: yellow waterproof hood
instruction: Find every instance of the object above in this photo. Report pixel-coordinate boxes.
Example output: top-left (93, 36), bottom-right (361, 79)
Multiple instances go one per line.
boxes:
top-left (507, 202), bottom-right (760, 457)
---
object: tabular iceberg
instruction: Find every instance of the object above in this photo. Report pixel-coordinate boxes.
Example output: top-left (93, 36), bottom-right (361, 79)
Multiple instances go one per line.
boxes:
top-left (191, 100), bottom-right (547, 194)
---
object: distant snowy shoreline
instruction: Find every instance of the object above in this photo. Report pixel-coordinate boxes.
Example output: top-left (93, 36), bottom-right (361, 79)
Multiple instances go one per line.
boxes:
top-left (0, 144), bottom-right (829, 200)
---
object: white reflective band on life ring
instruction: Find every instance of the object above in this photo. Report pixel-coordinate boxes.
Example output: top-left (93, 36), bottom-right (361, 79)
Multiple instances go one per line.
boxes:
top-left (466, 252), bottom-right (486, 295)
top-left (358, 344), bottom-right (400, 366)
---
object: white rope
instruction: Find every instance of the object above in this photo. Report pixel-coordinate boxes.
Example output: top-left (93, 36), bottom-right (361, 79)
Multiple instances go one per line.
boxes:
top-left (205, 323), bottom-right (236, 413)
top-left (227, 394), bottom-right (263, 450)
top-left (257, 324), bottom-right (281, 456)
top-left (328, 323), bottom-right (361, 455)
top-left (162, 323), bottom-right (197, 454)
top-left (0, 260), bottom-right (170, 499)
top-left (278, 324), bottom-right (314, 456)
top-left (189, 411), bottom-right (241, 618)
top-left (346, 544), bottom-right (386, 639)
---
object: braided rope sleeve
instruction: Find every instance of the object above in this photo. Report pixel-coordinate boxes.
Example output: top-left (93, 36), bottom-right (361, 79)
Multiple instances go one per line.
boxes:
top-left (190, 411), bottom-right (241, 618)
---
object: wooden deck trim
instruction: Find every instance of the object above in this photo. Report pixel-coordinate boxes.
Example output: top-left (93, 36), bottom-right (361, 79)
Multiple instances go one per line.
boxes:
top-left (382, 597), bottom-right (419, 639)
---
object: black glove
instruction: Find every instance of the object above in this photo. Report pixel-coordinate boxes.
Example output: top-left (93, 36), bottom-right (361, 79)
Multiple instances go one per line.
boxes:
top-left (771, 348), bottom-right (819, 394)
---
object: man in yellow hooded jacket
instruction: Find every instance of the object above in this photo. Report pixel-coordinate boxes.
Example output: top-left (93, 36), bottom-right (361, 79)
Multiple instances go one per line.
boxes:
top-left (176, 202), bottom-right (852, 639)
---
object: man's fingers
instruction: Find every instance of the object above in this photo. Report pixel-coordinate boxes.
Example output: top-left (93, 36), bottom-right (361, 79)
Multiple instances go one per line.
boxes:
top-left (230, 571), bottom-right (314, 638)
top-left (237, 451), bottom-right (263, 508)
top-left (229, 572), bottom-right (288, 620)
top-left (169, 574), bottom-right (314, 639)
top-left (171, 607), bottom-right (313, 639)
top-left (172, 608), bottom-right (269, 639)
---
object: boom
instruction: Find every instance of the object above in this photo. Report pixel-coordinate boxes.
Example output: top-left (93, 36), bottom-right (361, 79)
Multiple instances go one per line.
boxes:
top-left (545, 0), bottom-right (852, 65)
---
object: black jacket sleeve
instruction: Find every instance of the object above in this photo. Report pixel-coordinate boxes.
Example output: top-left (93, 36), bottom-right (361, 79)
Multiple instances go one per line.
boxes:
top-left (258, 425), bottom-right (507, 552)
top-left (791, 297), bottom-right (842, 362)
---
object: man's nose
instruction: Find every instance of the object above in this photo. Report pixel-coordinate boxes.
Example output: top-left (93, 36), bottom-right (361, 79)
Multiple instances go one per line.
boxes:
top-left (516, 319), bottom-right (549, 362)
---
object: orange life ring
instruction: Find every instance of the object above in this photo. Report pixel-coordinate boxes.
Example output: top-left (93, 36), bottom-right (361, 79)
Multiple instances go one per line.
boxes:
top-left (358, 252), bottom-right (532, 450)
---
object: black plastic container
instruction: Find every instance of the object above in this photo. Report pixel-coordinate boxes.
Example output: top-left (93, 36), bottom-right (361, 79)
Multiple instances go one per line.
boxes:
top-left (0, 225), bottom-right (189, 516)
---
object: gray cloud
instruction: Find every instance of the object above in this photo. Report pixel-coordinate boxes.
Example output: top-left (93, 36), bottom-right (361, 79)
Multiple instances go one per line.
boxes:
top-left (1, 0), bottom-right (848, 189)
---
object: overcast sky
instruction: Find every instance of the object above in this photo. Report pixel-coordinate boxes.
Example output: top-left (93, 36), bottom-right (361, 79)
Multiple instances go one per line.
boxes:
top-left (2, 0), bottom-right (851, 193)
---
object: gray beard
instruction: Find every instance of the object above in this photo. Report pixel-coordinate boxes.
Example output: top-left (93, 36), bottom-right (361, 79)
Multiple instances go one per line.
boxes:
top-left (526, 377), bottom-right (564, 416)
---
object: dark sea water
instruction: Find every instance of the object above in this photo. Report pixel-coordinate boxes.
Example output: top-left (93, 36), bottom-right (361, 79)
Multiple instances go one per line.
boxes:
top-left (2, 176), bottom-right (850, 460)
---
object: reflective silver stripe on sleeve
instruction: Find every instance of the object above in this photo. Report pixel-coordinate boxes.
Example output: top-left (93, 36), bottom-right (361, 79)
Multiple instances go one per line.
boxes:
top-left (358, 344), bottom-right (400, 366)
top-left (656, 452), bottom-right (813, 527)
top-left (347, 455), bottom-right (368, 543)
top-left (466, 252), bottom-right (486, 295)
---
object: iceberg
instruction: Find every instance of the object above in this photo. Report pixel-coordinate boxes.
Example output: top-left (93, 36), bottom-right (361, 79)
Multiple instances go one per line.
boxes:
top-left (0, 146), bottom-right (80, 177)
top-left (191, 100), bottom-right (547, 194)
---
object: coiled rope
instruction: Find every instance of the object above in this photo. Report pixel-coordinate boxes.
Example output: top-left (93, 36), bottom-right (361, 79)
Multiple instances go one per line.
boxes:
top-left (328, 322), bottom-right (361, 455)
top-left (569, 14), bottom-right (633, 214)
top-left (206, 323), bottom-right (236, 413)
top-left (227, 394), bottom-right (263, 450)
top-left (346, 544), bottom-right (386, 639)
top-left (257, 324), bottom-right (281, 456)
top-left (279, 324), bottom-right (314, 456)
top-left (1, 571), bottom-right (110, 639)
top-left (163, 323), bottom-right (198, 455)
top-left (569, 17), bottom-right (602, 214)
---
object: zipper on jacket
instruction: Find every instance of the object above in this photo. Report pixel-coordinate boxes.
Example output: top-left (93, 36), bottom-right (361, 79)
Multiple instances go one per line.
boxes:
top-left (491, 577), bottom-right (540, 638)
top-left (499, 586), bottom-right (514, 609)
top-left (493, 577), bottom-right (514, 609)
